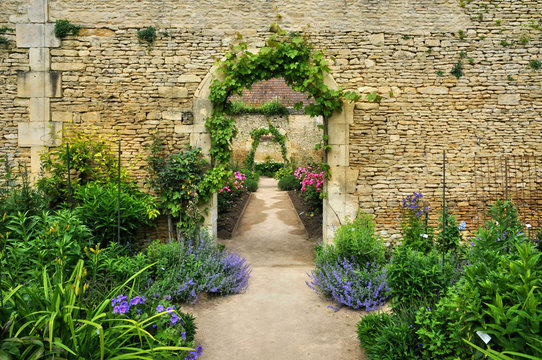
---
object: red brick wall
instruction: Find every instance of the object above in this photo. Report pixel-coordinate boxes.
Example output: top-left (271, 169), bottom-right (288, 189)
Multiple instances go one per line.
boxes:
top-left (231, 78), bottom-right (314, 108)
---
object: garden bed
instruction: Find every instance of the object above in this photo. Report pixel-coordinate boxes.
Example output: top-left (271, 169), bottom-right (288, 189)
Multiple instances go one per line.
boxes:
top-left (288, 190), bottom-right (322, 241)
top-left (217, 191), bottom-right (251, 239)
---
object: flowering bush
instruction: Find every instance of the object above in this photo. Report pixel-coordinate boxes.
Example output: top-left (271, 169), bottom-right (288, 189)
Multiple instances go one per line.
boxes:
top-left (294, 165), bottom-right (324, 212)
top-left (401, 192), bottom-right (433, 252)
top-left (306, 254), bottom-right (389, 311)
top-left (110, 293), bottom-right (201, 359)
top-left (218, 171), bottom-right (248, 213)
top-left (146, 233), bottom-right (251, 303)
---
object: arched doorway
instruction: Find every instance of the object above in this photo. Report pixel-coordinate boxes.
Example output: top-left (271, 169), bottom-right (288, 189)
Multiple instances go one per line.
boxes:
top-left (189, 55), bottom-right (357, 243)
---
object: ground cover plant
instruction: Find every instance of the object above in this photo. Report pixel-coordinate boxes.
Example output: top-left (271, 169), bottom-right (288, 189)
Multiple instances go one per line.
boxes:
top-left (356, 197), bottom-right (542, 360)
top-left (306, 212), bottom-right (389, 311)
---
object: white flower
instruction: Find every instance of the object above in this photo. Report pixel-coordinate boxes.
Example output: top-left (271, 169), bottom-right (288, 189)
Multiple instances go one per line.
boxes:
top-left (526, 224), bottom-right (532, 228)
top-left (421, 234), bottom-right (428, 239)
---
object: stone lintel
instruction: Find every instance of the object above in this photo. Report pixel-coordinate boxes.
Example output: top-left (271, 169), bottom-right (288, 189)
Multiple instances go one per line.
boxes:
top-left (29, 97), bottom-right (50, 122)
top-left (29, 48), bottom-right (51, 71)
top-left (17, 71), bottom-right (62, 98)
top-left (16, 23), bottom-right (60, 48)
top-left (18, 121), bottom-right (62, 147)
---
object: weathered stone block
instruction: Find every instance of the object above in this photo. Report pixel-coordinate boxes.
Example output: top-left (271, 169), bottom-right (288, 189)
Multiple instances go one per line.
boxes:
top-left (419, 86), bottom-right (449, 95)
top-left (329, 144), bottom-right (348, 167)
top-left (16, 23), bottom-right (60, 48)
top-left (18, 121), bottom-right (62, 147)
top-left (328, 123), bottom-right (347, 145)
top-left (17, 71), bottom-right (62, 98)
top-left (162, 111), bottom-right (183, 121)
top-left (81, 112), bottom-right (101, 122)
top-left (52, 111), bottom-right (73, 122)
top-left (498, 94), bottom-right (520, 105)
top-left (29, 97), bottom-right (50, 122)
top-left (51, 62), bottom-right (86, 71)
top-left (369, 33), bottom-right (384, 45)
top-left (178, 74), bottom-right (201, 83)
top-left (193, 99), bottom-right (212, 124)
top-left (158, 86), bottom-right (188, 98)
top-left (28, 0), bottom-right (48, 23)
top-left (29, 48), bottom-right (50, 71)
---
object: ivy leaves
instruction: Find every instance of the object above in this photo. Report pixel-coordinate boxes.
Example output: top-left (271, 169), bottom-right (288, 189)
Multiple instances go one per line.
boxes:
top-left (244, 122), bottom-right (288, 170)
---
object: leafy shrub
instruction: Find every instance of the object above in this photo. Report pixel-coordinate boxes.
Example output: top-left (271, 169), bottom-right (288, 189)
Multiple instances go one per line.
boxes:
top-left (400, 192), bottom-right (433, 252)
top-left (145, 234), bottom-right (251, 303)
top-left (244, 178), bottom-right (258, 192)
top-left (452, 241), bottom-right (541, 357)
top-left (72, 182), bottom-right (158, 247)
top-left (218, 171), bottom-right (249, 213)
top-left (254, 160), bottom-right (284, 177)
top-left (357, 305), bottom-right (424, 360)
top-left (273, 165), bottom-right (293, 180)
top-left (0, 260), bottom-right (191, 359)
top-left (54, 19), bottom-right (80, 38)
top-left (415, 291), bottom-right (469, 360)
top-left (278, 173), bottom-right (301, 191)
top-left (437, 210), bottom-right (464, 253)
top-left (39, 129), bottom-right (120, 206)
top-left (0, 210), bottom-right (91, 284)
top-left (0, 160), bottom-right (49, 220)
top-left (387, 247), bottom-right (461, 308)
top-left (307, 244), bottom-right (389, 311)
top-left (334, 211), bottom-right (386, 266)
top-left (147, 141), bottom-right (209, 238)
top-left (225, 99), bottom-right (289, 116)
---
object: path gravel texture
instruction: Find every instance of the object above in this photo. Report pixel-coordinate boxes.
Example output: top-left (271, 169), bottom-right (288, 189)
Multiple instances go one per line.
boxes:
top-left (184, 177), bottom-right (365, 360)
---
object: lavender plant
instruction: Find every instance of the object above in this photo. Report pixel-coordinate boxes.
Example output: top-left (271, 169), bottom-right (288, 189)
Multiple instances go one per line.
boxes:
top-left (306, 256), bottom-right (389, 311)
top-left (146, 233), bottom-right (251, 303)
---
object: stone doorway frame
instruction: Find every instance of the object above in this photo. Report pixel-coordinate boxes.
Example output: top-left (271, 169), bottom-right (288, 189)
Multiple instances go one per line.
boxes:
top-left (189, 66), bottom-right (357, 243)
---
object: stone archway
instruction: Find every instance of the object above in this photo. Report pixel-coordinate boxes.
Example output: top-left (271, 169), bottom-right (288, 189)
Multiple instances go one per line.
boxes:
top-left (190, 66), bottom-right (356, 243)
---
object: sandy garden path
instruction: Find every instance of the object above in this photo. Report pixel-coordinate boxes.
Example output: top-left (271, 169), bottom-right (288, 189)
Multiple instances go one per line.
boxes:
top-left (184, 177), bottom-right (365, 360)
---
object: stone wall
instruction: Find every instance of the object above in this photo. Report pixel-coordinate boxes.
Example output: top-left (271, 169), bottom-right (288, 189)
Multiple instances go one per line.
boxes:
top-left (1, 0), bottom-right (541, 240)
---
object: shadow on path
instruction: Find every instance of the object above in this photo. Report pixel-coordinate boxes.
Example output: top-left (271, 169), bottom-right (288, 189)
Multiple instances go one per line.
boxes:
top-left (184, 177), bottom-right (365, 360)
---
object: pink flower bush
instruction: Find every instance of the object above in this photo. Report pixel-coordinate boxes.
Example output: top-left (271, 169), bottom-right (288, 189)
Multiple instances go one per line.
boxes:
top-left (294, 166), bottom-right (324, 192)
top-left (219, 171), bottom-right (246, 193)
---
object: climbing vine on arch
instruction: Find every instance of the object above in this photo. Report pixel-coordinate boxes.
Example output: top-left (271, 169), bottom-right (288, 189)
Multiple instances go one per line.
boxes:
top-left (244, 122), bottom-right (288, 170)
top-left (205, 25), bottom-right (360, 174)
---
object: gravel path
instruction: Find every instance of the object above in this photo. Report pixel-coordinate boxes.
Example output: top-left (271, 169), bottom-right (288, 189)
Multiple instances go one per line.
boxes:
top-left (184, 177), bottom-right (365, 360)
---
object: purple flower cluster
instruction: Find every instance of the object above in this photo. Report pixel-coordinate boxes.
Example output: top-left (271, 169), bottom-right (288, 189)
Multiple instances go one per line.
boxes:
top-left (111, 294), bottom-right (146, 314)
top-left (306, 258), bottom-right (390, 311)
top-left (402, 192), bottom-right (429, 218)
top-left (185, 344), bottom-right (203, 360)
top-left (152, 238), bottom-right (251, 304)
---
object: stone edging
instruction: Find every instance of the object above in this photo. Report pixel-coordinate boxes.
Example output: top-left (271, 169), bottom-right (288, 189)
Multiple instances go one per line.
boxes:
top-left (230, 192), bottom-right (252, 238)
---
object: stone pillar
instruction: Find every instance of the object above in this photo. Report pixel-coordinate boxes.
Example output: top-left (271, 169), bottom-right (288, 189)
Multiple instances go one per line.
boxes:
top-left (323, 101), bottom-right (358, 243)
top-left (16, 0), bottom-right (62, 176)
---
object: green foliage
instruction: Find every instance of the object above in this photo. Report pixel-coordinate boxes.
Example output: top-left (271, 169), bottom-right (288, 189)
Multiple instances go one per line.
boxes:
top-left (400, 193), bottom-right (433, 253)
top-left (147, 138), bottom-right (209, 238)
top-left (500, 39), bottom-right (510, 47)
top-left (334, 211), bottom-right (386, 266)
top-left (366, 92), bottom-right (383, 103)
top-left (0, 159), bottom-right (49, 221)
top-left (273, 165), bottom-right (293, 180)
top-left (451, 60), bottom-right (464, 78)
top-left (278, 174), bottom-right (301, 191)
top-left (137, 26), bottom-right (157, 45)
top-left (436, 70), bottom-right (444, 77)
top-left (357, 306), bottom-right (424, 360)
top-left (54, 19), bottom-right (80, 39)
top-left (244, 178), bottom-right (258, 192)
top-left (0, 28), bottom-right (12, 47)
top-left (205, 113), bottom-right (238, 165)
top-left (387, 247), bottom-right (461, 308)
top-left (438, 209), bottom-right (463, 253)
top-left (415, 291), bottom-right (469, 359)
top-left (254, 159), bottom-right (284, 177)
top-left (244, 122), bottom-right (288, 170)
top-left (72, 182), bottom-right (158, 247)
top-left (458, 30), bottom-right (465, 39)
top-left (206, 26), bottom-right (360, 172)
top-left (519, 35), bottom-right (530, 45)
top-left (528, 59), bottom-right (541, 71)
top-left (0, 210), bottom-right (91, 285)
top-left (38, 129), bottom-right (121, 206)
top-left (0, 261), bottom-right (191, 359)
top-left (225, 99), bottom-right (289, 116)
